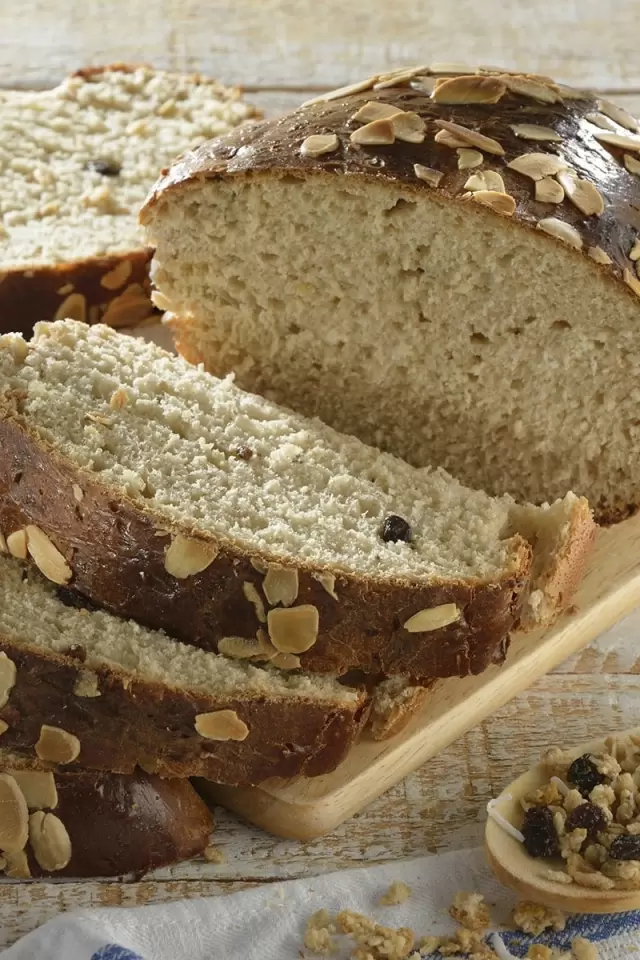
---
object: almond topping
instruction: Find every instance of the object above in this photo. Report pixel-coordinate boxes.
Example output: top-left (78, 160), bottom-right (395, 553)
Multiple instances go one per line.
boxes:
top-left (434, 120), bottom-right (504, 155)
top-left (457, 148), bottom-right (484, 170)
top-left (73, 669), bottom-right (101, 698)
top-left (0, 531), bottom-right (6, 553)
top-left (0, 653), bottom-right (17, 709)
top-left (510, 124), bottom-right (562, 142)
top-left (4, 850), bottom-right (30, 878)
top-left (536, 217), bottom-right (583, 250)
top-left (410, 77), bottom-right (437, 95)
top-left (72, 484), bottom-right (84, 503)
top-left (301, 78), bottom-right (376, 107)
top-left (56, 283), bottom-right (74, 296)
top-left (270, 652), bottom-right (302, 670)
top-left (504, 76), bottom-right (561, 103)
top-left (429, 62), bottom-right (474, 75)
top-left (373, 66), bottom-right (430, 89)
top-left (389, 111), bottom-right (426, 144)
top-left (218, 635), bottom-right (276, 661)
top-left (100, 259), bottom-right (133, 291)
top-left (195, 709), bottom-right (249, 741)
top-left (25, 525), bottom-right (72, 585)
top-left (555, 171), bottom-right (605, 216)
top-left (434, 128), bottom-right (469, 148)
top-left (312, 572), bottom-right (338, 600)
top-left (35, 725), bottom-right (81, 765)
top-left (472, 190), bottom-right (516, 216)
top-left (351, 101), bottom-right (400, 123)
top-left (597, 99), bottom-right (639, 133)
top-left (242, 581), bottom-right (267, 623)
top-left (413, 164), bottom-right (443, 187)
top-left (300, 134), bottom-right (340, 158)
top-left (624, 154), bottom-right (640, 175)
top-left (150, 290), bottom-right (173, 311)
top-left (29, 811), bottom-right (72, 871)
top-left (53, 292), bottom-right (86, 323)
top-left (263, 566), bottom-right (299, 607)
top-left (464, 170), bottom-right (505, 193)
top-left (586, 112), bottom-right (618, 132)
top-left (588, 246), bottom-right (612, 265)
top-left (507, 152), bottom-right (568, 180)
top-left (554, 83), bottom-right (591, 101)
top-left (0, 721), bottom-right (8, 736)
top-left (403, 603), bottom-right (461, 632)
top-left (432, 75), bottom-right (506, 104)
top-left (164, 534), bottom-right (218, 579)
top-left (10, 771), bottom-right (58, 810)
top-left (624, 268), bottom-right (640, 298)
top-left (535, 178), bottom-right (565, 203)
top-left (250, 557), bottom-right (269, 574)
top-left (592, 130), bottom-right (640, 152)
top-left (630, 239), bottom-right (640, 261)
top-left (0, 774), bottom-right (29, 853)
top-left (267, 605), bottom-right (320, 653)
top-left (349, 119), bottom-right (395, 145)
top-left (6, 529), bottom-right (27, 560)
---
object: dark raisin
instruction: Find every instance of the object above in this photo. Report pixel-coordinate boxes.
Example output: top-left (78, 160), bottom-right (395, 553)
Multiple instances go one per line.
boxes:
top-left (565, 802), bottom-right (607, 837)
top-left (232, 445), bottom-right (254, 461)
top-left (380, 515), bottom-right (412, 543)
top-left (61, 643), bottom-right (87, 663)
top-left (609, 834), bottom-right (640, 860)
top-left (87, 159), bottom-right (121, 177)
top-left (568, 754), bottom-right (605, 797)
top-left (56, 587), bottom-right (99, 613)
top-left (521, 805), bottom-right (560, 858)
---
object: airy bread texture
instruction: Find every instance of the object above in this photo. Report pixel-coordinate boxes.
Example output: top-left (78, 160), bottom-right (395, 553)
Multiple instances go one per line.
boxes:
top-left (0, 65), bottom-right (257, 336)
top-left (140, 66), bottom-right (640, 522)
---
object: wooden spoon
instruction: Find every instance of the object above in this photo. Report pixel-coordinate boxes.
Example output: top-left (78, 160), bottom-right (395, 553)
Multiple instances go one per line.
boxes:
top-left (485, 728), bottom-right (640, 914)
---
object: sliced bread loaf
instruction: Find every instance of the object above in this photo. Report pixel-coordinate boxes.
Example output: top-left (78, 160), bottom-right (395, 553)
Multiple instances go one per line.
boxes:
top-left (368, 676), bottom-right (433, 740)
top-left (0, 322), bottom-right (593, 681)
top-left (140, 66), bottom-right (640, 522)
top-left (0, 65), bottom-right (257, 338)
top-left (0, 749), bottom-right (213, 878)
top-left (0, 556), bottom-right (366, 784)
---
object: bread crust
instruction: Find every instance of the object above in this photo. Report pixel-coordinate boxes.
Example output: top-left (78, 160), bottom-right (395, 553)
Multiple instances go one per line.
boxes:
top-left (532, 497), bottom-right (597, 622)
top-left (0, 410), bottom-right (530, 681)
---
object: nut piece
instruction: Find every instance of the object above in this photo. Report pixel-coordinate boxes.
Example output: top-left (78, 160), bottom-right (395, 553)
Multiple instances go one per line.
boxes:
top-left (164, 533), bottom-right (218, 579)
top-left (302, 77), bottom-right (376, 107)
top-left (242, 581), bottom-right (267, 623)
top-left (351, 101), bottom-right (399, 123)
top-left (403, 603), bottom-right (460, 632)
top-left (53, 293), bottom-right (86, 323)
top-left (535, 178), bottom-right (565, 203)
top-left (6, 529), bottom-right (27, 560)
top-left (592, 130), bottom-right (640, 152)
top-left (597, 99), bottom-right (639, 133)
top-left (555, 171), bottom-right (605, 216)
top-left (25, 525), bottom-right (72, 585)
top-left (29, 811), bottom-right (72, 871)
top-left (586, 112), bottom-right (618, 132)
top-left (472, 190), bottom-right (516, 216)
top-left (504, 76), bottom-right (561, 103)
top-left (389, 111), bottom-right (426, 143)
top-left (435, 119), bottom-right (505, 155)
top-left (510, 124), bottom-right (563, 142)
top-left (624, 154), bottom-right (640, 175)
top-left (0, 530), bottom-right (6, 553)
top-left (536, 217), bottom-right (583, 250)
top-left (0, 652), bottom-right (17, 708)
top-left (100, 259), bottom-right (133, 290)
top-left (270, 652), bottom-right (302, 670)
top-left (0, 721), bottom-right (8, 736)
top-left (72, 484), bottom-right (84, 503)
top-left (195, 709), bottom-right (249, 741)
top-left (464, 170), bottom-right (505, 193)
top-left (35, 725), bottom-right (81, 765)
top-left (413, 164), bottom-right (443, 187)
top-left (507, 152), bottom-right (568, 181)
top-left (4, 849), bottom-right (30, 878)
top-left (312, 572), bottom-right (338, 600)
top-left (300, 134), bottom-right (340, 158)
top-left (0, 774), bottom-right (29, 853)
top-left (434, 128), bottom-right (469, 148)
top-left (73, 669), bottom-right (101, 698)
top-left (218, 635), bottom-right (276, 660)
top-left (10, 771), bottom-right (58, 810)
top-left (588, 246), bottom-right (612, 265)
top-left (624, 268), bottom-right (640, 298)
top-left (457, 148), bottom-right (483, 169)
top-left (267, 605), bottom-right (320, 653)
top-left (263, 566), bottom-right (300, 607)
top-left (350, 119), bottom-right (395, 145)
top-left (432, 75), bottom-right (506, 104)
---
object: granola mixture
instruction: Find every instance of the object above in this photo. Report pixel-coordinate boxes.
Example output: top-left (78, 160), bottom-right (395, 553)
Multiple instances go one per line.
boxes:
top-left (512, 901), bottom-right (566, 936)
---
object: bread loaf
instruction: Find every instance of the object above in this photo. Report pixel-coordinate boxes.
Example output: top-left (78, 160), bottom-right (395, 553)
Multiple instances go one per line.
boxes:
top-left (0, 65), bottom-right (257, 338)
top-left (0, 555), bottom-right (366, 784)
top-left (0, 750), bottom-right (213, 878)
top-left (368, 676), bottom-right (433, 740)
top-left (140, 65), bottom-right (640, 522)
top-left (0, 322), bottom-right (592, 681)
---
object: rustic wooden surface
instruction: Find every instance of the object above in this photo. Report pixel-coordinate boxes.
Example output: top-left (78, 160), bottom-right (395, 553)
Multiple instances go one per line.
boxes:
top-left (2, 0), bottom-right (640, 948)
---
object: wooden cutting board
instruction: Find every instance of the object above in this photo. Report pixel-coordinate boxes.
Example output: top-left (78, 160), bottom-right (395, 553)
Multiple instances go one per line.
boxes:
top-left (200, 512), bottom-right (640, 840)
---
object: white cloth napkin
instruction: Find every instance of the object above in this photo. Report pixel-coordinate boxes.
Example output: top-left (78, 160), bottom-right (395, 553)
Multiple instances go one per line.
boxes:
top-left (2, 847), bottom-right (639, 959)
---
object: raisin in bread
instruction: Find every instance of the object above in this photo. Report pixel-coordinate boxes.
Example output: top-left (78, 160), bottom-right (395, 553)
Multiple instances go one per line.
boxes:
top-left (0, 749), bottom-right (213, 878)
top-left (140, 65), bottom-right (640, 523)
top-left (0, 65), bottom-right (258, 338)
top-left (0, 321), bottom-right (593, 681)
top-left (0, 556), bottom-right (366, 784)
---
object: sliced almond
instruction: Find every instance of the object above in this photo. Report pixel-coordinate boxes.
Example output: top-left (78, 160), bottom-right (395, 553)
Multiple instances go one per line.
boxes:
top-left (472, 190), bottom-right (516, 216)
top-left (29, 811), bottom-right (72, 871)
top-left (218, 635), bottom-right (275, 660)
top-left (351, 101), bottom-right (400, 123)
top-left (624, 268), bottom-right (640, 298)
top-left (301, 78), bottom-right (377, 107)
top-left (389, 111), bottom-right (426, 144)
top-left (250, 557), bottom-right (269, 574)
top-left (10, 771), bottom-right (58, 810)
top-left (535, 178), bottom-right (565, 203)
top-left (464, 170), bottom-right (505, 193)
top-left (72, 484), bottom-right (84, 503)
top-left (504, 76), bottom-right (561, 103)
top-left (312, 572), bottom-right (338, 601)
top-left (242, 581), bottom-right (267, 623)
top-left (536, 217), bottom-right (583, 250)
top-left (457, 148), bottom-right (484, 170)
top-left (0, 531), bottom-right (6, 553)
top-left (410, 77), bottom-right (437, 95)
top-left (56, 283), bottom-right (74, 296)
top-left (271, 652), bottom-right (302, 670)
top-left (373, 66), bottom-right (430, 89)
top-left (195, 709), bottom-right (249, 741)
top-left (0, 653), bottom-right (17, 709)
top-left (267, 605), bottom-right (319, 653)
top-left (349, 119), bottom-right (395, 145)
top-left (25, 525), bottom-right (72, 585)
top-left (403, 603), bottom-right (461, 632)
top-left (592, 130), bottom-right (640, 152)
top-left (586, 112), bottom-right (618, 132)
top-left (35, 725), bottom-right (81, 765)
top-left (0, 774), bottom-right (29, 853)
top-left (300, 133), bottom-right (340, 158)
top-left (164, 534), bottom-right (218, 579)
top-left (150, 290), bottom-right (173, 311)
top-left (375, 64), bottom-right (429, 83)
top-left (630, 239), bottom-right (640, 261)
top-left (413, 164), bottom-right (443, 187)
top-left (53, 293), bottom-right (86, 323)
top-left (554, 83), bottom-right (591, 101)
top-left (434, 120), bottom-right (504, 156)
top-left (624, 154), bottom-right (640, 175)
top-left (0, 721), bottom-right (8, 736)
top-left (588, 246), bottom-right (612, 265)
top-left (4, 850), bottom-right (30, 878)
top-left (431, 75), bottom-right (506, 104)
top-left (6, 529), bottom-right (27, 560)
top-left (507, 152), bottom-right (568, 181)
top-left (510, 124), bottom-right (562, 142)
top-left (429, 62), bottom-right (474, 75)
top-left (73, 669), bottom-right (101, 698)
top-left (434, 128), bottom-right (469, 148)
top-left (597, 99), bottom-right (639, 133)
top-left (555, 171), bottom-right (605, 216)
top-left (100, 259), bottom-right (133, 291)
top-left (263, 566), bottom-right (299, 607)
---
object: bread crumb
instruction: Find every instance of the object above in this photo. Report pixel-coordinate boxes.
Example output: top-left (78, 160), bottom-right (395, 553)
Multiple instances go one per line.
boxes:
top-left (571, 938), bottom-right (598, 960)
top-left (450, 892), bottom-right (491, 931)
top-left (203, 845), bottom-right (226, 864)
top-left (512, 900), bottom-right (565, 935)
top-left (304, 909), bottom-right (338, 955)
top-left (380, 880), bottom-right (411, 905)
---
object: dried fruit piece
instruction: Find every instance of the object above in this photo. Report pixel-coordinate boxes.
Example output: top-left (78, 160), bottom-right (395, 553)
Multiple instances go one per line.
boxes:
top-left (565, 801), bottom-right (607, 836)
top-left (380, 515), bottom-right (412, 543)
top-left (521, 805), bottom-right (560, 858)
top-left (568, 754), bottom-right (605, 797)
top-left (609, 834), bottom-right (640, 860)
top-left (29, 811), bottom-right (72, 871)
top-left (195, 709), bottom-right (249, 741)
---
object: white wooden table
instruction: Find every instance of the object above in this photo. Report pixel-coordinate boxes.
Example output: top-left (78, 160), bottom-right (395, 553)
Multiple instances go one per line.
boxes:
top-left (1, 0), bottom-right (640, 946)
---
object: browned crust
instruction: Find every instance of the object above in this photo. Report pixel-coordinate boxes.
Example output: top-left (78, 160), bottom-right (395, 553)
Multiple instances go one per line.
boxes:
top-left (536, 498), bottom-right (597, 622)
top-left (0, 407), bottom-right (530, 681)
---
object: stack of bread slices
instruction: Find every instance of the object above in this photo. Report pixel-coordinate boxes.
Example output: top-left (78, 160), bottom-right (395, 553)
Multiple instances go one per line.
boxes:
top-left (1, 61), bottom-right (615, 879)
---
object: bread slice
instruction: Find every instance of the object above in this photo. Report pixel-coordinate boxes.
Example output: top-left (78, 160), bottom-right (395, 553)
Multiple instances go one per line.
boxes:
top-left (0, 748), bottom-right (213, 878)
top-left (140, 66), bottom-right (640, 523)
top-left (0, 65), bottom-right (258, 338)
top-left (0, 556), bottom-right (366, 784)
top-left (368, 677), bottom-right (433, 740)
